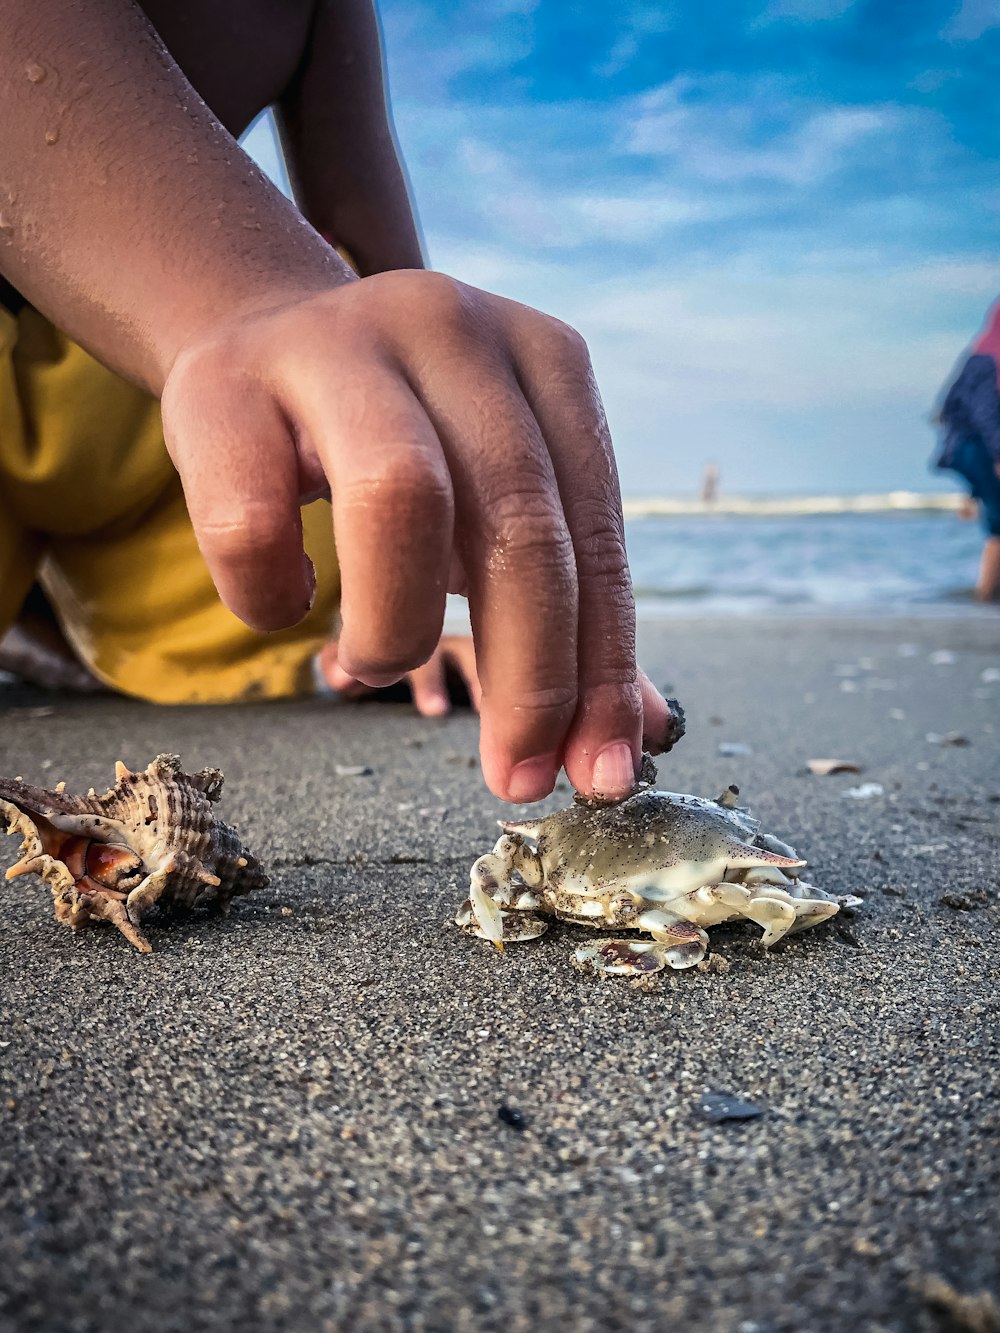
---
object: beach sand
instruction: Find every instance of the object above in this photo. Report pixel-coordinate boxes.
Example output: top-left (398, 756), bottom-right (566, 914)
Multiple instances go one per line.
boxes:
top-left (0, 615), bottom-right (997, 1332)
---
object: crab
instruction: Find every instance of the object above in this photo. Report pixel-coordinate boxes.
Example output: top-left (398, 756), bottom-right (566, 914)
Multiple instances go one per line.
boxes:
top-left (455, 781), bottom-right (849, 976)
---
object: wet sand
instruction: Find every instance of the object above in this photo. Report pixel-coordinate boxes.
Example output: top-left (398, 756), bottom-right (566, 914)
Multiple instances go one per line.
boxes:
top-left (0, 615), bottom-right (998, 1333)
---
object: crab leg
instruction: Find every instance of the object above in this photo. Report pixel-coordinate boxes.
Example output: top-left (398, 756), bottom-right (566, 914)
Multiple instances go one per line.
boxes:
top-left (784, 897), bottom-right (840, 933)
top-left (460, 834), bottom-right (548, 949)
top-left (573, 938), bottom-right (674, 976)
top-left (739, 893), bottom-right (798, 948)
top-left (635, 908), bottom-right (710, 967)
top-left (489, 834), bottom-right (544, 889)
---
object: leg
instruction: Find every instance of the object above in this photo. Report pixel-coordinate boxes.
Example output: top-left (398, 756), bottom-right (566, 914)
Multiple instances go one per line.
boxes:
top-left (78, 893), bottom-right (153, 954)
top-left (0, 585), bottom-right (102, 691)
top-left (571, 907), bottom-right (709, 977)
top-left (642, 912), bottom-right (710, 968)
top-left (740, 893), bottom-right (798, 948)
top-left (950, 438), bottom-right (1000, 602)
top-left (976, 536), bottom-right (1000, 602)
top-left (697, 881), bottom-right (837, 947)
top-left (456, 834), bottom-right (547, 946)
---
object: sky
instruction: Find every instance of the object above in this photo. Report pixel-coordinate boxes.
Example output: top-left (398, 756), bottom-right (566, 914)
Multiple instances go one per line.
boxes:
top-left (243, 0), bottom-right (1000, 498)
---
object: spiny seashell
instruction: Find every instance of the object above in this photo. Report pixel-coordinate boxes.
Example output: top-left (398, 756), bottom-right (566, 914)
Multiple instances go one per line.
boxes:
top-left (0, 754), bottom-right (267, 953)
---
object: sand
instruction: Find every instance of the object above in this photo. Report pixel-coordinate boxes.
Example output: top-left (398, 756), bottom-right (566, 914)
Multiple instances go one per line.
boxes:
top-left (0, 615), bottom-right (998, 1333)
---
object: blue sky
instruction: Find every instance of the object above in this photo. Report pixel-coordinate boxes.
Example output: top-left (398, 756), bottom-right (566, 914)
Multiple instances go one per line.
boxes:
top-left (244, 0), bottom-right (1000, 497)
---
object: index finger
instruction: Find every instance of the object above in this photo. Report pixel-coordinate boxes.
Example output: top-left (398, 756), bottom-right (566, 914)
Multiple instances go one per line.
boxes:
top-left (161, 357), bottom-right (313, 631)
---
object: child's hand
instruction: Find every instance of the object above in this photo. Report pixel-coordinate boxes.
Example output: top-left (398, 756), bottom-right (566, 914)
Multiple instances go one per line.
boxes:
top-left (162, 270), bottom-right (675, 804)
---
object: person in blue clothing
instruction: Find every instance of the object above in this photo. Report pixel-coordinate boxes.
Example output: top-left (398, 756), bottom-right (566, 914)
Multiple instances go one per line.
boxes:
top-left (934, 299), bottom-right (1000, 602)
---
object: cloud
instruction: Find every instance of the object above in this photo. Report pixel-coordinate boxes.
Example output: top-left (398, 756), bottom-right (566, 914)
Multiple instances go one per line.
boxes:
top-left (592, 6), bottom-right (682, 78)
top-left (625, 76), bottom-right (906, 186)
top-left (390, 76), bottom-right (966, 284)
top-left (430, 238), bottom-right (1000, 493)
top-left (942, 0), bottom-right (1000, 41)
top-left (756, 0), bottom-right (859, 22)
top-left (379, 0), bottom-right (538, 94)
top-left (567, 191), bottom-right (723, 237)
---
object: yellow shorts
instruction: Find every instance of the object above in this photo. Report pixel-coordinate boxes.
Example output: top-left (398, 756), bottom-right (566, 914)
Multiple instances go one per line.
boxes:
top-left (0, 304), bottom-right (340, 703)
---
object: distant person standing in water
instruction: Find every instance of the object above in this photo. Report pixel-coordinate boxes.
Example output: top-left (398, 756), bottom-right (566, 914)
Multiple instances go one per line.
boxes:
top-left (933, 299), bottom-right (1000, 602)
top-left (699, 462), bottom-right (720, 505)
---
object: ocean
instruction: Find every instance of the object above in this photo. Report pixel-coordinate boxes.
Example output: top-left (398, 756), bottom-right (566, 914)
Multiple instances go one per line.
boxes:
top-left (623, 494), bottom-right (992, 616)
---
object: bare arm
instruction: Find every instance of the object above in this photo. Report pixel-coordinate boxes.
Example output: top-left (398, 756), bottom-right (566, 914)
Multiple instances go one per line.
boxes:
top-left (275, 0), bottom-right (425, 275)
top-left (1, 0), bottom-right (351, 389)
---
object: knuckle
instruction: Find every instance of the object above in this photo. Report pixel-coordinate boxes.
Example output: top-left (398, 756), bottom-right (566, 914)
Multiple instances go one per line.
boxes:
top-left (496, 681), bottom-right (578, 718)
top-left (527, 327), bottom-right (604, 414)
top-left (527, 311), bottom-right (591, 369)
top-left (576, 517), bottom-right (630, 580)
top-left (168, 323), bottom-right (257, 401)
top-left (486, 491), bottom-right (573, 561)
top-left (342, 452), bottom-right (453, 520)
top-left (169, 335), bottom-right (234, 391)
top-left (198, 506), bottom-right (289, 568)
top-left (525, 681), bottom-right (578, 713)
top-left (547, 315), bottom-right (591, 363)
top-left (393, 270), bottom-right (475, 333)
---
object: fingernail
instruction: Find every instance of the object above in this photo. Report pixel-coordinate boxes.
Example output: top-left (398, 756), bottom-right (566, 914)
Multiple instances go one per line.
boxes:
top-left (591, 742), bottom-right (637, 798)
top-left (421, 694), bottom-right (450, 717)
top-left (325, 663), bottom-right (354, 692)
top-left (357, 670), bottom-right (403, 688)
top-left (507, 754), bottom-right (559, 803)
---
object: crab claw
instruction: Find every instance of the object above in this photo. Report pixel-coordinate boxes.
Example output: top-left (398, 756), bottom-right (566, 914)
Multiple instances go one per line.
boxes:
top-left (469, 882), bottom-right (505, 950)
top-left (635, 910), bottom-right (710, 967)
top-left (573, 939), bottom-right (670, 976)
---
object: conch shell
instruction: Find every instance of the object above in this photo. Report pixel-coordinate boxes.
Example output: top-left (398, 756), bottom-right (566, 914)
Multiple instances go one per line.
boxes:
top-left (0, 754), bottom-right (267, 953)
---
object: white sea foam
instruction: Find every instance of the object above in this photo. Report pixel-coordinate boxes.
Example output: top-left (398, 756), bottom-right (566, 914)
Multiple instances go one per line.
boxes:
top-left (622, 491), bottom-right (962, 518)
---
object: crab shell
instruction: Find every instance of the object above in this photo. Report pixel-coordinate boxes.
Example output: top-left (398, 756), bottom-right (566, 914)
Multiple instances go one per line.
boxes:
top-left (457, 785), bottom-right (845, 975)
top-left (0, 754), bottom-right (267, 953)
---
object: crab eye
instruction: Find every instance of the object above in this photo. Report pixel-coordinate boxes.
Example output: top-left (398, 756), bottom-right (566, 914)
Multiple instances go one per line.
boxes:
top-left (84, 842), bottom-right (144, 890)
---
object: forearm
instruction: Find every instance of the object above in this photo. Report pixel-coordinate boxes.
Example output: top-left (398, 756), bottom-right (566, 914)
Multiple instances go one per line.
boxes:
top-left (0, 0), bottom-right (351, 391)
top-left (275, 0), bottom-right (425, 276)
